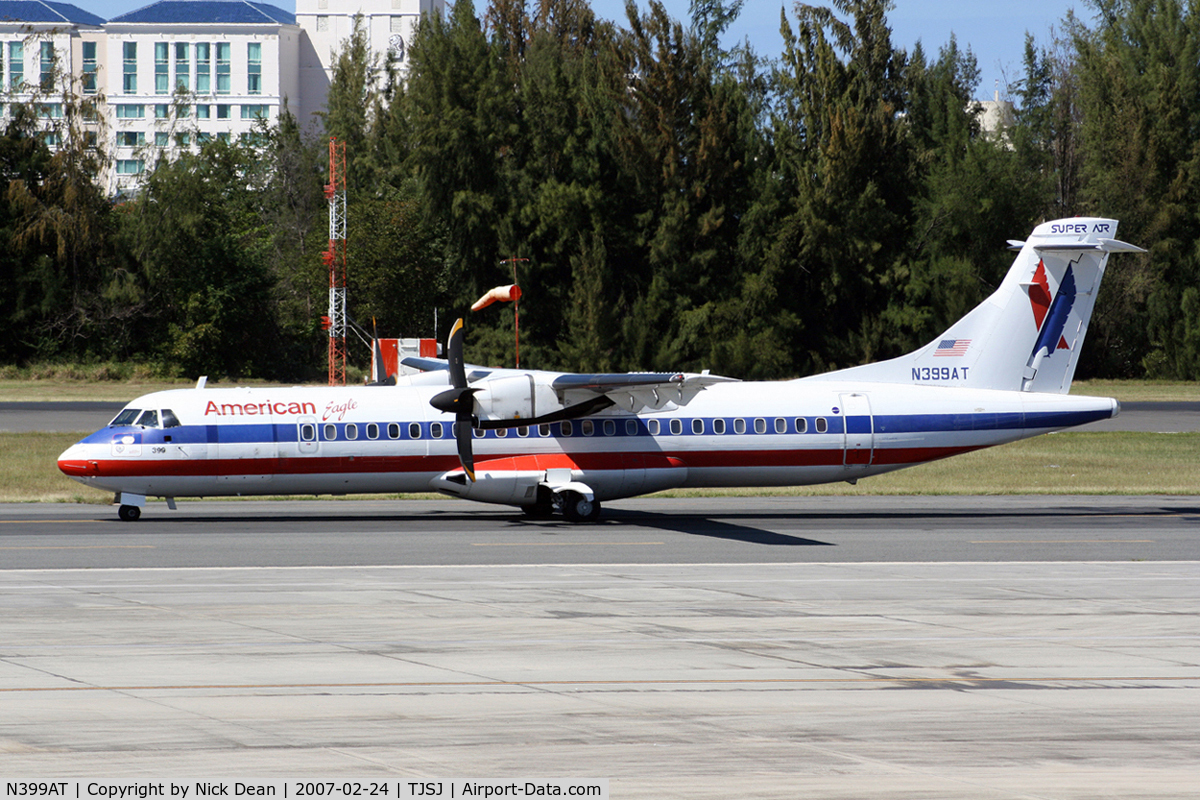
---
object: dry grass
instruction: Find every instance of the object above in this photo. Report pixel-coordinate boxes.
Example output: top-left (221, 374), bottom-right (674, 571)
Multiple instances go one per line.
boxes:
top-left (1070, 379), bottom-right (1200, 402)
top-left (11, 430), bottom-right (1198, 505)
top-left (659, 432), bottom-right (1200, 497)
top-left (1, 432), bottom-right (113, 503)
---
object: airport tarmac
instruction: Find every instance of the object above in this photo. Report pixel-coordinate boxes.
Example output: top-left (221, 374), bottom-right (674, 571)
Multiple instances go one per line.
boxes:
top-left (2, 497), bottom-right (1198, 798)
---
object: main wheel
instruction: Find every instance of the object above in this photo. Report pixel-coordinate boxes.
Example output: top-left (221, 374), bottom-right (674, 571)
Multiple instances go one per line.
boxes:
top-left (118, 504), bottom-right (141, 522)
top-left (561, 491), bottom-right (600, 523)
top-left (522, 486), bottom-right (555, 519)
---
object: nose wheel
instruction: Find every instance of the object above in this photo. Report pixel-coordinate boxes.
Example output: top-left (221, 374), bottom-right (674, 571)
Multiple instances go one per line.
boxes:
top-left (118, 504), bottom-right (141, 522)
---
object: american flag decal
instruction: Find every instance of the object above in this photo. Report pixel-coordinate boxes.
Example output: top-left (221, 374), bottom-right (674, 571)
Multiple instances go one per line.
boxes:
top-left (934, 338), bottom-right (971, 357)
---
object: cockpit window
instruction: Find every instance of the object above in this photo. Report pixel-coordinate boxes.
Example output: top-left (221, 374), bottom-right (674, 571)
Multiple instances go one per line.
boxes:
top-left (161, 409), bottom-right (181, 428)
top-left (110, 408), bottom-right (141, 426)
top-left (135, 409), bottom-right (159, 428)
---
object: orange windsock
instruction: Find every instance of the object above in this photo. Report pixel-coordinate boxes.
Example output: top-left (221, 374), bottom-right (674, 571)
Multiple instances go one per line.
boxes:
top-left (471, 284), bottom-right (522, 311)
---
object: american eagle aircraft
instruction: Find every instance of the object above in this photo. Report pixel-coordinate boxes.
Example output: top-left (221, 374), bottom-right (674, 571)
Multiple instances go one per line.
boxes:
top-left (59, 217), bottom-right (1142, 522)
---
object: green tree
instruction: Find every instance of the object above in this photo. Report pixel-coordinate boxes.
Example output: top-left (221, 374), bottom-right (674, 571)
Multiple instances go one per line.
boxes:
top-left (1073, 0), bottom-right (1200, 377)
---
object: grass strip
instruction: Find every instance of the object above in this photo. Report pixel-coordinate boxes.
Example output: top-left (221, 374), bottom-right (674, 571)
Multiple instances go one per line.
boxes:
top-left (9, 431), bottom-right (1198, 504)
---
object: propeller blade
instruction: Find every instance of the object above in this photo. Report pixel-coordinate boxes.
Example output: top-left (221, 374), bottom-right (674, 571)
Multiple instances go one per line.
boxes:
top-left (447, 318), bottom-right (467, 389)
top-left (454, 418), bottom-right (475, 482)
top-left (430, 319), bottom-right (476, 482)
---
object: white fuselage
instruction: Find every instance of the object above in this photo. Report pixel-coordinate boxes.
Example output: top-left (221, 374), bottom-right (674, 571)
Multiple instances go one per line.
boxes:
top-left (57, 378), bottom-right (1118, 505)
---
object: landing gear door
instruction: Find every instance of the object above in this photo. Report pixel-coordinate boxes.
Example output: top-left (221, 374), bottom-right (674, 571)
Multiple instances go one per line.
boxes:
top-left (840, 393), bottom-right (873, 467)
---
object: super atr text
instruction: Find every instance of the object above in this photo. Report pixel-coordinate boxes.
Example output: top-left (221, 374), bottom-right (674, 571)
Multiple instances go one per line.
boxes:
top-left (3, 783), bottom-right (608, 800)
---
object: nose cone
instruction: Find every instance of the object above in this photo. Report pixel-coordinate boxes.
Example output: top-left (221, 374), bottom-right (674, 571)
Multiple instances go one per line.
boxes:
top-left (57, 443), bottom-right (98, 478)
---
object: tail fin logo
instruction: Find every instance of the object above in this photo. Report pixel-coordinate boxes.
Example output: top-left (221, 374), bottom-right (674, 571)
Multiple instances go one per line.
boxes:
top-left (1029, 262), bottom-right (1077, 358)
top-left (1028, 260), bottom-right (1053, 329)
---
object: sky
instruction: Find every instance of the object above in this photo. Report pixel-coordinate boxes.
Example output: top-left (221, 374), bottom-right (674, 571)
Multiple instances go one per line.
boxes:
top-left (84, 0), bottom-right (1091, 99)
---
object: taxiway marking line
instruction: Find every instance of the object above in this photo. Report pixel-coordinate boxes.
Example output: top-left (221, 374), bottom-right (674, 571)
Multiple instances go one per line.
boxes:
top-left (471, 542), bottom-right (664, 547)
top-left (4, 676), bottom-right (1197, 693)
top-left (972, 539), bottom-right (1155, 544)
top-left (0, 545), bottom-right (156, 551)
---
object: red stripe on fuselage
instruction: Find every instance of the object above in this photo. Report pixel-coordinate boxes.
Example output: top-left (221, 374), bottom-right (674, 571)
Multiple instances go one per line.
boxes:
top-left (59, 444), bottom-right (983, 481)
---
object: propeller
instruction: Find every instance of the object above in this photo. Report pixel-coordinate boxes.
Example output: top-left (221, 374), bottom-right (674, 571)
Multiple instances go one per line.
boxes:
top-left (429, 319), bottom-right (478, 481)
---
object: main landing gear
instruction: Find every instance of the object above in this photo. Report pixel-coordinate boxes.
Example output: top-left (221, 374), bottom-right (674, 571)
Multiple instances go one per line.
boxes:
top-left (521, 486), bottom-right (602, 522)
top-left (117, 504), bottom-right (141, 522)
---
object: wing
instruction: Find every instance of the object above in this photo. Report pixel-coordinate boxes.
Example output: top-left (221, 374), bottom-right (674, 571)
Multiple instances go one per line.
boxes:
top-left (402, 357), bottom-right (737, 428)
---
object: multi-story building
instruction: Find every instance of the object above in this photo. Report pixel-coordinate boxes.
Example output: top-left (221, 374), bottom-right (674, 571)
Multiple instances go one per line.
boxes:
top-left (0, 0), bottom-right (441, 193)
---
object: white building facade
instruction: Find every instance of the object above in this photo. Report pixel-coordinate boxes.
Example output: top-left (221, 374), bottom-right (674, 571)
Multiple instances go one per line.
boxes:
top-left (0, 0), bottom-right (442, 193)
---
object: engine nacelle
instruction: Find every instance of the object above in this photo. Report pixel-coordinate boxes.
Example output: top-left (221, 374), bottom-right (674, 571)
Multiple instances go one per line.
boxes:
top-left (472, 374), bottom-right (563, 423)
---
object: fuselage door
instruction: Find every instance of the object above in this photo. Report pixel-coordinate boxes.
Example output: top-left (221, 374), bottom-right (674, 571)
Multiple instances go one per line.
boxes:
top-left (840, 393), bottom-right (873, 467)
top-left (297, 416), bottom-right (319, 455)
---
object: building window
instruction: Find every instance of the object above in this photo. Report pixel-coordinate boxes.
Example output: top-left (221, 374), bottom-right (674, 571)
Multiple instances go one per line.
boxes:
top-left (38, 103), bottom-right (62, 119)
top-left (215, 42), bottom-right (230, 94)
top-left (10, 42), bottom-right (24, 91)
top-left (176, 104), bottom-right (190, 118)
top-left (175, 43), bottom-right (189, 91)
top-left (195, 104), bottom-right (209, 119)
top-left (316, 16), bottom-right (329, 32)
top-left (122, 42), bottom-right (136, 93)
top-left (115, 104), bottom-right (145, 118)
top-left (82, 41), bottom-right (97, 94)
top-left (216, 104), bottom-right (230, 119)
top-left (154, 42), bottom-right (168, 94)
top-left (117, 131), bottom-right (144, 147)
top-left (155, 104), bottom-right (168, 119)
top-left (155, 131), bottom-right (168, 146)
top-left (217, 131), bottom-right (230, 143)
top-left (196, 43), bottom-right (210, 93)
top-left (247, 42), bottom-right (261, 95)
top-left (39, 42), bottom-right (54, 91)
top-left (240, 104), bottom-right (268, 119)
top-left (115, 159), bottom-right (143, 175)
top-left (174, 132), bottom-right (190, 146)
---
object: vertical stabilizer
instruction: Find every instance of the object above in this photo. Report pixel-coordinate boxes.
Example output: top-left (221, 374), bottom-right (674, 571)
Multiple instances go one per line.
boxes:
top-left (803, 218), bottom-right (1143, 393)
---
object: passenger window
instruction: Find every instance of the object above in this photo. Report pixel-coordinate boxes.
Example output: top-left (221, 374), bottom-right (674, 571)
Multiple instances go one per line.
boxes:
top-left (517, 426), bottom-right (529, 438)
top-left (409, 422), bottom-right (422, 439)
top-left (561, 421), bottom-right (573, 437)
top-left (754, 418), bottom-right (766, 434)
top-left (300, 423), bottom-right (316, 442)
top-left (387, 423), bottom-right (400, 439)
top-left (670, 418), bottom-right (683, 435)
top-left (473, 428), bottom-right (485, 439)
top-left (625, 419), bottom-right (638, 436)
top-left (135, 409), bottom-right (159, 428)
top-left (431, 422), bottom-right (443, 438)
top-left (581, 420), bottom-right (594, 436)
top-left (366, 423), bottom-right (379, 440)
top-left (324, 423), bottom-right (337, 440)
top-left (161, 409), bottom-right (182, 428)
top-left (345, 423), bottom-right (358, 440)
top-left (496, 427), bottom-right (508, 438)
top-left (795, 417), bottom-right (807, 433)
top-left (648, 419), bottom-right (660, 436)
top-left (713, 418), bottom-right (726, 434)
top-left (775, 418), bottom-right (786, 434)
top-left (538, 424), bottom-right (550, 437)
top-left (734, 418), bottom-right (746, 434)
top-left (604, 420), bottom-right (616, 436)
top-left (691, 418), bottom-right (704, 434)
top-left (110, 408), bottom-right (141, 426)
top-left (816, 417), bottom-right (828, 433)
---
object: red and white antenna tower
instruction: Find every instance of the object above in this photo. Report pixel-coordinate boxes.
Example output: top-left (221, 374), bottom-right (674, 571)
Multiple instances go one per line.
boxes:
top-left (323, 137), bottom-right (347, 386)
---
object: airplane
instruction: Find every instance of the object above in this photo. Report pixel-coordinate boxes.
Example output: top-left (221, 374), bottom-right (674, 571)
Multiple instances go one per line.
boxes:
top-left (58, 217), bottom-right (1144, 522)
